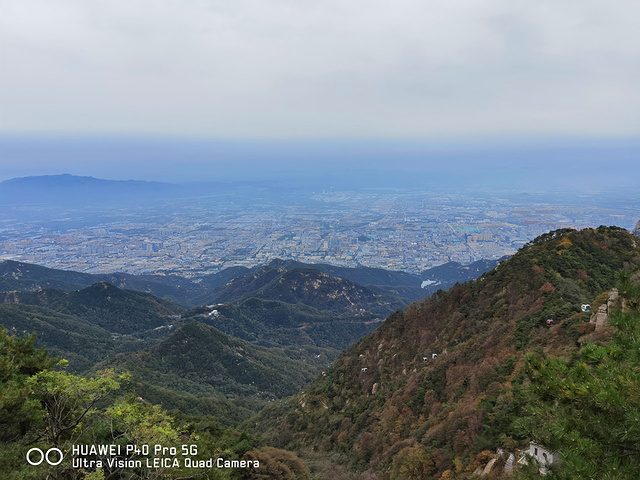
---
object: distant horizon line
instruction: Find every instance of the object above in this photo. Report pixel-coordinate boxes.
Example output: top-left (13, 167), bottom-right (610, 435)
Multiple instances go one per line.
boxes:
top-left (2, 133), bottom-right (640, 146)
top-left (2, 136), bottom-right (639, 188)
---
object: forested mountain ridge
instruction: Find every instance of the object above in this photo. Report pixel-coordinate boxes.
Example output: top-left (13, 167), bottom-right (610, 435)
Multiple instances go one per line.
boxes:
top-left (200, 258), bottom-right (501, 305)
top-left (0, 283), bottom-right (336, 425)
top-left (0, 255), bottom-right (503, 383)
top-left (206, 266), bottom-right (406, 314)
top-left (0, 323), bottom-right (292, 480)
top-left (99, 322), bottom-right (332, 425)
top-left (0, 283), bottom-right (185, 371)
top-left (2, 282), bottom-right (183, 334)
top-left (0, 269), bottom-right (397, 373)
top-left (267, 259), bottom-right (422, 287)
top-left (0, 255), bottom-right (501, 308)
top-left (251, 226), bottom-right (640, 479)
top-left (185, 298), bottom-right (381, 350)
top-left (2, 225), bottom-right (639, 479)
top-left (0, 280), bottom-right (340, 423)
top-left (0, 260), bottom-right (206, 305)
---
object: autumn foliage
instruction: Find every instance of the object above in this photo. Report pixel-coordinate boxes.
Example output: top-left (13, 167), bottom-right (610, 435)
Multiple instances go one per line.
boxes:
top-left (252, 227), bottom-right (640, 479)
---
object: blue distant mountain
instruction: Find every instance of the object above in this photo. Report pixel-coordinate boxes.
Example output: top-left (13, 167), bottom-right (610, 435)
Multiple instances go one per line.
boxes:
top-left (1, 173), bottom-right (165, 187)
top-left (0, 174), bottom-right (177, 205)
top-left (0, 173), bottom-right (283, 207)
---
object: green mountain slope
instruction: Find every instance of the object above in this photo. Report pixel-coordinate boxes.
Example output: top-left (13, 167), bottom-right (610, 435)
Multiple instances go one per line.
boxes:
top-left (63, 282), bottom-right (183, 333)
top-left (186, 297), bottom-right (381, 349)
top-left (0, 282), bottom-right (340, 426)
top-left (0, 303), bottom-right (125, 371)
top-left (0, 260), bottom-right (206, 305)
top-left (0, 260), bottom-right (97, 292)
top-left (102, 322), bottom-right (331, 425)
top-left (2, 282), bottom-right (184, 334)
top-left (250, 227), bottom-right (640, 478)
top-left (0, 282), bottom-right (188, 373)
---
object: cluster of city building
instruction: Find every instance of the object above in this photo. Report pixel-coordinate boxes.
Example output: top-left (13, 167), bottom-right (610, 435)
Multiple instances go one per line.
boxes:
top-left (0, 189), bottom-right (635, 277)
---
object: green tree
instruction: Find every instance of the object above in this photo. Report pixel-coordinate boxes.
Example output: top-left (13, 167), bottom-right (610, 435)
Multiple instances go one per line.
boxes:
top-left (27, 366), bottom-right (128, 447)
top-left (0, 328), bottom-right (56, 441)
top-left (0, 328), bottom-right (56, 478)
top-left (1, 328), bottom-right (244, 479)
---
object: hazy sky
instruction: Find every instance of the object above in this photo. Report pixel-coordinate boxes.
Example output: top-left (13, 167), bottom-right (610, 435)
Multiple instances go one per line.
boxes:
top-left (1, 137), bottom-right (639, 193)
top-left (1, 0), bottom-right (639, 139)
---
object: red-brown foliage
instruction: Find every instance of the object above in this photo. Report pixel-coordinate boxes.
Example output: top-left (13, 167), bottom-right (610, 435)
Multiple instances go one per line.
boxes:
top-left (540, 282), bottom-right (555, 292)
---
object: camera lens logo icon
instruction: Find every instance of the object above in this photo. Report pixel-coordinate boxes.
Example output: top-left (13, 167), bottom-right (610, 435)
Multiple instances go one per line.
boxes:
top-left (26, 448), bottom-right (64, 466)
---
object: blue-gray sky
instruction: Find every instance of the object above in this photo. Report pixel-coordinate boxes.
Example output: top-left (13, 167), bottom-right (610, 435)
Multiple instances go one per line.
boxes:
top-left (1, 0), bottom-right (639, 139)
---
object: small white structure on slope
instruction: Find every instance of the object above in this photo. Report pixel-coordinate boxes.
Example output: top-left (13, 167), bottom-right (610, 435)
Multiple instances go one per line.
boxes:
top-left (519, 442), bottom-right (558, 475)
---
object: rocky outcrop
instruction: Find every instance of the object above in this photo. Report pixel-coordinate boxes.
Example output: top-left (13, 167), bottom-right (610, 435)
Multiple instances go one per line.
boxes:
top-left (591, 303), bottom-right (609, 328)
top-left (472, 449), bottom-right (519, 477)
top-left (590, 288), bottom-right (624, 329)
top-left (633, 220), bottom-right (640, 238)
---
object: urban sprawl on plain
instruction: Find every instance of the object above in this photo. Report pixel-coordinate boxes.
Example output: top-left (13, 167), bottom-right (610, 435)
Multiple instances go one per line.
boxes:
top-left (1, 189), bottom-right (636, 278)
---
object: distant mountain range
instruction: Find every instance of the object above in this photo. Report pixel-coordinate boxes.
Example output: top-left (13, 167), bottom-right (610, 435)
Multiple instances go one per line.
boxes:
top-left (204, 265), bottom-right (406, 314)
top-left (0, 173), bottom-right (166, 189)
top-left (0, 174), bottom-right (179, 205)
top-left (0, 173), bottom-right (278, 207)
top-left (0, 277), bottom-right (337, 423)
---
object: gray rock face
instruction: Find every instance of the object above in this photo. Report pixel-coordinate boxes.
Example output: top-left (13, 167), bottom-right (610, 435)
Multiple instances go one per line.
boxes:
top-left (608, 288), bottom-right (621, 309)
top-left (633, 220), bottom-right (640, 238)
top-left (590, 288), bottom-right (624, 329)
top-left (591, 304), bottom-right (609, 328)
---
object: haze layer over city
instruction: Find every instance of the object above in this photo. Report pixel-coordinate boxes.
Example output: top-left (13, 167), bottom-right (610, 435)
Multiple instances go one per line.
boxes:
top-left (1, 159), bottom-right (638, 278)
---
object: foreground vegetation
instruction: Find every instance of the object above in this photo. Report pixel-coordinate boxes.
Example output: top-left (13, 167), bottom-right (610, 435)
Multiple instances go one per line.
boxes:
top-left (0, 326), bottom-right (312, 479)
